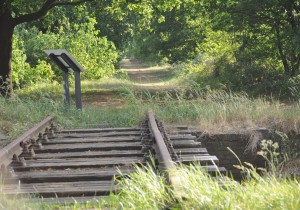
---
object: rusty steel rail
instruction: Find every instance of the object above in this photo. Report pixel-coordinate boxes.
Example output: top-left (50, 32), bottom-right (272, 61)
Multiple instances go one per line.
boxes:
top-left (147, 109), bottom-right (174, 170)
top-left (147, 109), bottom-right (184, 198)
top-left (0, 116), bottom-right (54, 168)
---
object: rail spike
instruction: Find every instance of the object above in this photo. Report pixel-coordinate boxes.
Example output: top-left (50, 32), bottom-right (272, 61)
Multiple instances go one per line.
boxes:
top-left (43, 134), bottom-right (49, 142)
top-left (0, 116), bottom-right (54, 168)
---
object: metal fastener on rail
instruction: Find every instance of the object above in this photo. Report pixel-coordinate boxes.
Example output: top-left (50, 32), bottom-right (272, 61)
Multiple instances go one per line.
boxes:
top-left (0, 116), bottom-right (54, 168)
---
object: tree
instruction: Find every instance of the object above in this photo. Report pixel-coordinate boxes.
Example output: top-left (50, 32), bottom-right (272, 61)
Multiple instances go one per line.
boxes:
top-left (91, 1), bottom-right (135, 51)
top-left (0, 0), bottom-right (95, 96)
top-left (126, 1), bottom-right (209, 63)
top-left (218, 0), bottom-right (300, 76)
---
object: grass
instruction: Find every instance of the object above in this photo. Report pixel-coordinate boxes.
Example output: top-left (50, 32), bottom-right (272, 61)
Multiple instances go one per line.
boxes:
top-left (1, 81), bottom-right (300, 141)
top-left (123, 88), bottom-right (300, 134)
top-left (3, 58), bottom-right (297, 142)
top-left (2, 163), bottom-right (298, 210)
top-left (116, 165), bottom-right (171, 210)
top-left (0, 193), bottom-right (32, 210)
top-left (0, 76), bottom-right (300, 209)
top-left (173, 164), bottom-right (300, 210)
top-left (0, 95), bottom-right (144, 142)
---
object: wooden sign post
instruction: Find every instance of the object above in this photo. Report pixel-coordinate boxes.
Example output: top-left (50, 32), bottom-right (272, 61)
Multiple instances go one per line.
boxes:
top-left (45, 49), bottom-right (85, 110)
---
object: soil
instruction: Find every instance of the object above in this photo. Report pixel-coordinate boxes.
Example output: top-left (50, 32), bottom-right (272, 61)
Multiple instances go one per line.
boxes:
top-left (81, 59), bottom-right (176, 108)
top-left (82, 90), bottom-right (126, 109)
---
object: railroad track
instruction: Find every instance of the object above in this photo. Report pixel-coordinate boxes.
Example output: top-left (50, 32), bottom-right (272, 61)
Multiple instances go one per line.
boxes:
top-left (0, 109), bottom-right (225, 203)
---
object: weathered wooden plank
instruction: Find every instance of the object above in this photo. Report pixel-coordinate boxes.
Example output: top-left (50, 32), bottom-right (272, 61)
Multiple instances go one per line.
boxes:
top-left (10, 167), bottom-right (135, 183)
top-left (12, 156), bottom-right (145, 170)
top-left (201, 165), bottom-right (226, 173)
top-left (3, 180), bottom-right (116, 197)
top-left (42, 136), bottom-right (145, 144)
top-left (54, 131), bottom-right (142, 139)
top-left (172, 141), bottom-right (201, 148)
top-left (59, 127), bottom-right (140, 134)
top-left (31, 196), bottom-right (109, 204)
top-left (32, 142), bottom-right (142, 153)
top-left (170, 140), bottom-right (198, 144)
top-left (178, 154), bottom-right (215, 159)
top-left (177, 131), bottom-right (192, 135)
top-left (14, 166), bottom-right (133, 178)
top-left (174, 148), bottom-right (208, 154)
top-left (178, 155), bottom-right (219, 165)
top-left (22, 150), bottom-right (143, 159)
top-left (22, 156), bottom-right (143, 164)
top-left (178, 153), bottom-right (210, 158)
top-left (169, 135), bottom-right (196, 140)
top-left (174, 125), bottom-right (189, 130)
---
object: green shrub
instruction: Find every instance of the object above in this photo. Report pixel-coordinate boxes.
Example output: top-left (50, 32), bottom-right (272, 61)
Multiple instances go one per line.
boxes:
top-left (12, 17), bottom-right (118, 88)
top-left (11, 34), bottom-right (31, 88)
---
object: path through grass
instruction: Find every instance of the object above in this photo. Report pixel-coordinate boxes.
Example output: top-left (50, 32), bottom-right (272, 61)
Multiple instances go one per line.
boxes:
top-left (1, 60), bottom-right (300, 140)
top-left (0, 60), bottom-right (300, 209)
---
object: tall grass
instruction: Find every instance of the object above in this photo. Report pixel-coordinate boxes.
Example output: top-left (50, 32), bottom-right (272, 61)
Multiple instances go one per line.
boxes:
top-left (123, 88), bottom-right (300, 134)
top-left (92, 164), bottom-right (300, 209)
top-left (173, 164), bottom-right (300, 210)
top-left (1, 163), bottom-right (298, 210)
top-left (0, 190), bottom-right (33, 210)
top-left (1, 81), bottom-right (300, 209)
top-left (116, 165), bottom-right (172, 210)
top-left (2, 82), bottom-right (300, 141)
top-left (0, 96), bottom-right (144, 140)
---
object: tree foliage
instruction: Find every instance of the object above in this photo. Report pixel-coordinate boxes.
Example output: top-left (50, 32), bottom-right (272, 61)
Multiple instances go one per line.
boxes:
top-left (125, 0), bottom-right (300, 95)
top-left (0, 0), bottom-right (99, 95)
top-left (12, 16), bottom-right (118, 87)
top-left (126, 1), bottom-right (209, 63)
top-left (3, 0), bottom-right (300, 97)
top-left (4, 1), bottom-right (119, 89)
top-left (205, 0), bottom-right (300, 94)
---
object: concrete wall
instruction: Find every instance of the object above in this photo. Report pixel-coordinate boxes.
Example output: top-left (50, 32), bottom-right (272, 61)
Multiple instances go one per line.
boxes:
top-left (198, 131), bottom-right (267, 180)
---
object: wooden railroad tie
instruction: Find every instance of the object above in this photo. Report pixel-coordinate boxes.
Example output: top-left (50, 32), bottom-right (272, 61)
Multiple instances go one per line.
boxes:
top-left (0, 110), bottom-right (225, 203)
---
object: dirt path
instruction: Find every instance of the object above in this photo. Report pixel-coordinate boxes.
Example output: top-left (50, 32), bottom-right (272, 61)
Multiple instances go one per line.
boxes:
top-left (81, 59), bottom-right (176, 108)
top-left (126, 68), bottom-right (171, 84)
top-left (120, 59), bottom-right (175, 87)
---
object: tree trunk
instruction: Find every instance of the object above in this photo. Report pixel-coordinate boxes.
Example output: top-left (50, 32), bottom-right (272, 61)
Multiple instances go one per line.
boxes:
top-left (0, 8), bottom-right (14, 96)
top-left (274, 23), bottom-right (290, 75)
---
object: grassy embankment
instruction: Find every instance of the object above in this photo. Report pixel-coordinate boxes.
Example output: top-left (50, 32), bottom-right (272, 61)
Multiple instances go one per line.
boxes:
top-left (2, 79), bottom-right (300, 141)
top-left (1, 163), bottom-right (299, 210)
top-left (0, 63), bottom-right (299, 209)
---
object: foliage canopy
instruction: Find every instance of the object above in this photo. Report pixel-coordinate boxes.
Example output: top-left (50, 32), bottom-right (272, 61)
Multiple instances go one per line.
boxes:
top-left (2, 0), bottom-right (300, 96)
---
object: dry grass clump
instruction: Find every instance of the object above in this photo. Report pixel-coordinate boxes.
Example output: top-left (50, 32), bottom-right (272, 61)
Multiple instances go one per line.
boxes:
top-left (143, 90), bottom-right (300, 135)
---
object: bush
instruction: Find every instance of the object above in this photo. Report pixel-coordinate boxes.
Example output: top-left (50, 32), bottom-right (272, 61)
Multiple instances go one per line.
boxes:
top-left (12, 17), bottom-right (119, 88)
top-left (11, 34), bottom-right (31, 88)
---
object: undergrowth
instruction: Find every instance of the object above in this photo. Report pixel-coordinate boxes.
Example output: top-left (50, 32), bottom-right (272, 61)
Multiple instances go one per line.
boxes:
top-left (0, 66), bottom-right (299, 209)
top-left (0, 95), bottom-right (144, 141)
top-left (123, 88), bottom-right (300, 134)
top-left (1, 82), bottom-right (300, 143)
top-left (2, 163), bottom-right (298, 210)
